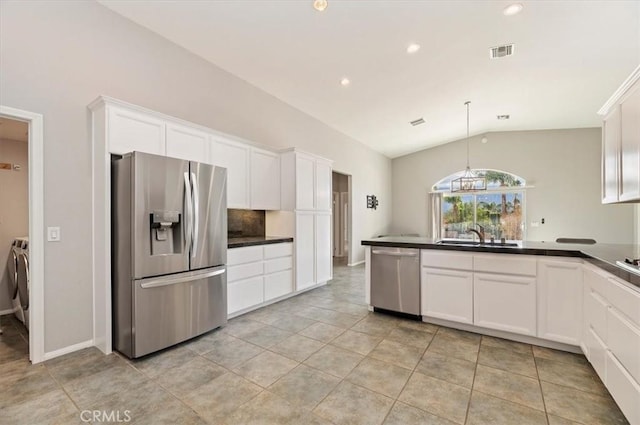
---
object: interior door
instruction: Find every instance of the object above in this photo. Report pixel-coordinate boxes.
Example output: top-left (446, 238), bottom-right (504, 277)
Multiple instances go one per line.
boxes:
top-left (190, 161), bottom-right (227, 270)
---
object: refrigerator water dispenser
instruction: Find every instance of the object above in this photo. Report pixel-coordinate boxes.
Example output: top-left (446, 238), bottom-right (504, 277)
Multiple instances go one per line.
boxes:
top-left (150, 211), bottom-right (182, 255)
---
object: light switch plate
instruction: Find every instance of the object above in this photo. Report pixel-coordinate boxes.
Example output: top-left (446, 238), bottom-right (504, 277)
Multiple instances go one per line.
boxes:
top-left (47, 226), bottom-right (61, 242)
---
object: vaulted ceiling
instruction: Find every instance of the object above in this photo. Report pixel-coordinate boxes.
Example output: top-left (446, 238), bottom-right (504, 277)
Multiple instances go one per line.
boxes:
top-left (99, 0), bottom-right (640, 158)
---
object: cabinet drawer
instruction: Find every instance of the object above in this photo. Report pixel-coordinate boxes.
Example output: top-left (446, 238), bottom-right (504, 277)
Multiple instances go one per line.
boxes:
top-left (608, 278), bottom-right (640, 327)
top-left (586, 327), bottom-right (607, 383)
top-left (608, 307), bottom-right (640, 384)
top-left (228, 262), bottom-right (263, 282)
top-left (606, 351), bottom-right (640, 425)
top-left (421, 250), bottom-right (473, 270)
top-left (473, 254), bottom-right (537, 276)
top-left (228, 246), bottom-right (263, 266)
top-left (264, 270), bottom-right (293, 301)
top-left (227, 276), bottom-right (264, 315)
top-left (264, 256), bottom-right (292, 274)
top-left (587, 290), bottom-right (609, 343)
top-left (264, 242), bottom-right (293, 259)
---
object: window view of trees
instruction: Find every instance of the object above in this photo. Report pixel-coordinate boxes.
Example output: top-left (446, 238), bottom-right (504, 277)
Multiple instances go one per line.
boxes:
top-left (436, 170), bottom-right (525, 241)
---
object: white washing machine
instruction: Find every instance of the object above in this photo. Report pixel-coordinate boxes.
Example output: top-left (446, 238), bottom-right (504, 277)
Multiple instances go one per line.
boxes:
top-left (6, 237), bottom-right (28, 330)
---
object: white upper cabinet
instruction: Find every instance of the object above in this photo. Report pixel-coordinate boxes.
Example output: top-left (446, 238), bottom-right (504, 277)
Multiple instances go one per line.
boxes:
top-left (600, 65), bottom-right (640, 203)
top-left (315, 160), bottom-right (332, 211)
top-left (209, 137), bottom-right (251, 209)
top-left (107, 106), bottom-right (166, 156)
top-left (619, 81), bottom-right (640, 201)
top-left (602, 106), bottom-right (621, 203)
top-left (295, 153), bottom-right (316, 210)
top-left (250, 148), bottom-right (281, 210)
top-left (281, 149), bottom-right (333, 212)
top-left (166, 123), bottom-right (209, 163)
top-left (537, 258), bottom-right (583, 345)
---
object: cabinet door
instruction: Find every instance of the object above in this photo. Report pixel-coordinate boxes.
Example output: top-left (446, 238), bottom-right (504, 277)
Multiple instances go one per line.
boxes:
top-left (474, 273), bottom-right (537, 336)
top-left (166, 123), bottom-right (209, 162)
top-left (602, 106), bottom-right (621, 203)
top-left (296, 154), bottom-right (316, 210)
top-left (250, 148), bottom-right (281, 210)
top-left (537, 259), bottom-right (583, 345)
top-left (315, 212), bottom-right (332, 283)
top-left (619, 82), bottom-right (640, 201)
top-left (107, 106), bottom-right (166, 155)
top-left (210, 138), bottom-right (250, 209)
top-left (421, 267), bottom-right (473, 324)
top-left (315, 160), bottom-right (332, 211)
top-left (295, 211), bottom-right (315, 290)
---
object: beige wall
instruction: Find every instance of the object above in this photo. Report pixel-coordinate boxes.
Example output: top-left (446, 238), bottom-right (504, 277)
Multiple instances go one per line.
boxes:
top-left (391, 128), bottom-right (635, 243)
top-left (0, 1), bottom-right (391, 352)
top-left (0, 138), bottom-right (29, 311)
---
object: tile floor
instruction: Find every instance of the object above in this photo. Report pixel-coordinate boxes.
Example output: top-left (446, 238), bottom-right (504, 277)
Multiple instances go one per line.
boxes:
top-left (0, 262), bottom-right (630, 425)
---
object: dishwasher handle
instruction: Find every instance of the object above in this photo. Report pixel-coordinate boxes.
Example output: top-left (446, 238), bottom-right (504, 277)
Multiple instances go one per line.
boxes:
top-left (371, 249), bottom-right (418, 257)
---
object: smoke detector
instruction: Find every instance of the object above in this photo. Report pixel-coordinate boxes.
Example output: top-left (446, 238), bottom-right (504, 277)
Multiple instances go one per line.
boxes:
top-left (409, 118), bottom-right (425, 126)
top-left (490, 44), bottom-right (514, 59)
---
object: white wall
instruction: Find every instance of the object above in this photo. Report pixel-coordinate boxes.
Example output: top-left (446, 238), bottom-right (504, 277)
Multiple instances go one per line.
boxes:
top-left (0, 1), bottom-right (391, 353)
top-left (0, 138), bottom-right (29, 311)
top-left (391, 128), bottom-right (635, 243)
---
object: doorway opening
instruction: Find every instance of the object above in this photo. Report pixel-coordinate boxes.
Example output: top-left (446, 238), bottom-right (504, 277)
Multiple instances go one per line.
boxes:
top-left (332, 171), bottom-right (352, 267)
top-left (0, 107), bottom-right (44, 364)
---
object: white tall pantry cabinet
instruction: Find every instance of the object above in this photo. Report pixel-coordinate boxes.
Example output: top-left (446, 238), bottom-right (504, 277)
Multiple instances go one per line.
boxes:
top-left (280, 149), bottom-right (333, 291)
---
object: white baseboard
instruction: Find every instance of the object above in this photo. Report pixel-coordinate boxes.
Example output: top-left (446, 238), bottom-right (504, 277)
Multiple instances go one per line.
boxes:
top-left (0, 308), bottom-right (16, 315)
top-left (43, 339), bottom-right (94, 361)
top-left (347, 260), bottom-right (365, 267)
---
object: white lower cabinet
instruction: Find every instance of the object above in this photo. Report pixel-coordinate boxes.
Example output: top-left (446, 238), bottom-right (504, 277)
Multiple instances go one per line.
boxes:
top-left (537, 258), bottom-right (583, 345)
top-left (421, 267), bottom-right (473, 324)
top-left (295, 212), bottom-right (316, 291)
top-left (227, 243), bottom-right (293, 315)
top-left (606, 351), bottom-right (640, 425)
top-left (474, 273), bottom-right (537, 336)
top-left (228, 276), bottom-right (264, 314)
top-left (295, 211), bottom-right (332, 291)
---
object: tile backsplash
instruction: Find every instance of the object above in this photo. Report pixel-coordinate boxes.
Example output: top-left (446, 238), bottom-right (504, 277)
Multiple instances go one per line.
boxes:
top-left (228, 209), bottom-right (265, 238)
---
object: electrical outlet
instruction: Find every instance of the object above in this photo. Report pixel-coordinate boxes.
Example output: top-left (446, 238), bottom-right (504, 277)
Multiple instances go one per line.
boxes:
top-left (47, 226), bottom-right (61, 242)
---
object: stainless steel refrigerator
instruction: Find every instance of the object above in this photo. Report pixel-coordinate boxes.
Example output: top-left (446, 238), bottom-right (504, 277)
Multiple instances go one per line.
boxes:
top-left (112, 152), bottom-right (227, 358)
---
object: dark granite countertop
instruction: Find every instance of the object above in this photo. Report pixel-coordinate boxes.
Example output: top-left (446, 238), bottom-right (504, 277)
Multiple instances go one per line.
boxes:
top-left (361, 236), bottom-right (640, 290)
top-left (228, 236), bottom-right (293, 248)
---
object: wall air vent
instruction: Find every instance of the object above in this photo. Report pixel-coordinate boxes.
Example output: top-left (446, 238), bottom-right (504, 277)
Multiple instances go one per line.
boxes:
top-left (489, 44), bottom-right (514, 59)
top-left (409, 118), bottom-right (425, 126)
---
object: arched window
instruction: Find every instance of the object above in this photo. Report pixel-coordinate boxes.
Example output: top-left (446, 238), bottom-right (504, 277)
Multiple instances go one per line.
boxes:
top-left (429, 169), bottom-right (526, 242)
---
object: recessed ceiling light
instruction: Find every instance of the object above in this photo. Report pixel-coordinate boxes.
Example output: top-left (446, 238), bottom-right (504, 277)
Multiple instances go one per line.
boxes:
top-left (503, 3), bottom-right (523, 16)
top-left (340, 77), bottom-right (350, 87)
top-left (406, 43), bottom-right (421, 54)
top-left (313, 0), bottom-right (328, 12)
top-left (497, 115), bottom-right (510, 120)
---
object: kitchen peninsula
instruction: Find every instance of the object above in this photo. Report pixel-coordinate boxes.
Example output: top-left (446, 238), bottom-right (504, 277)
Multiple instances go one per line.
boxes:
top-left (362, 236), bottom-right (640, 424)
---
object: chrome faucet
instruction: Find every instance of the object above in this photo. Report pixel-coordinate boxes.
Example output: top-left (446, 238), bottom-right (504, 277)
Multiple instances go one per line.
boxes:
top-left (467, 223), bottom-right (485, 244)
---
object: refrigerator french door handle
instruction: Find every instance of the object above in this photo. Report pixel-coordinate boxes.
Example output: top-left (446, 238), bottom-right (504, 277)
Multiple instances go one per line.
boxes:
top-left (191, 171), bottom-right (199, 258)
top-left (183, 172), bottom-right (193, 254)
top-left (139, 267), bottom-right (226, 289)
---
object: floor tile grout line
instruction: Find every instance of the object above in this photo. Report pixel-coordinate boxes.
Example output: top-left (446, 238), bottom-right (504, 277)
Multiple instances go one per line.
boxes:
top-left (532, 345), bottom-right (552, 425)
top-left (462, 335), bottom-right (482, 425)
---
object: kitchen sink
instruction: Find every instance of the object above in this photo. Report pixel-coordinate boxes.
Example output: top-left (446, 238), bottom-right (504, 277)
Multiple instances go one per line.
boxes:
top-left (436, 239), bottom-right (520, 248)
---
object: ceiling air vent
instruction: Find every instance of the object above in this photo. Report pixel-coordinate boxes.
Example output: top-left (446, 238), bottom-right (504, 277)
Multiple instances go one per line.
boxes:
top-left (409, 118), bottom-right (425, 126)
top-left (489, 44), bottom-right (514, 59)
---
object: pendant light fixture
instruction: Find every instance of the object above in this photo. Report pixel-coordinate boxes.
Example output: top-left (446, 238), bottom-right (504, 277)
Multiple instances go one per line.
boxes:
top-left (451, 101), bottom-right (486, 192)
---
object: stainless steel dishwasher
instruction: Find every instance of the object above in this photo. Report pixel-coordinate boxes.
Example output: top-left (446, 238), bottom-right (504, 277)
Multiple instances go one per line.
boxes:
top-left (370, 247), bottom-right (420, 316)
